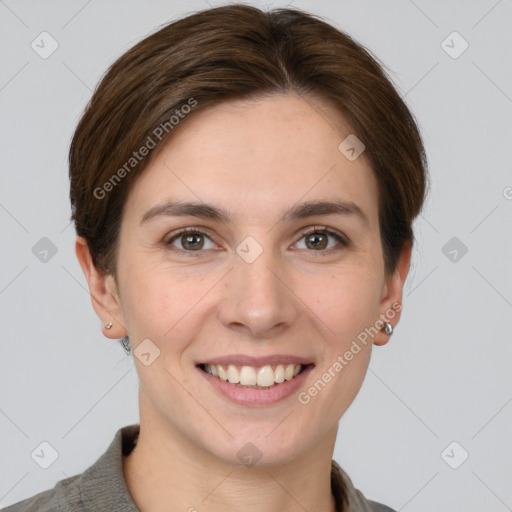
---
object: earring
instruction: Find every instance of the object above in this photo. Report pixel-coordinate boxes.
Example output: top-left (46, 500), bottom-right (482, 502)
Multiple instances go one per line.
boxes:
top-left (120, 336), bottom-right (131, 355)
top-left (382, 322), bottom-right (393, 336)
top-left (105, 322), bottom-right (113, 329)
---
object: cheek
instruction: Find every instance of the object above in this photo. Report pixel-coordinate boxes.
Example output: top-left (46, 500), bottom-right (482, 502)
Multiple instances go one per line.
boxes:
top-left (121, 266), bottom-right (215, 345)
top-left (307, 267), bottom-right (381, 412)
top-left (329, 346), bottom-right (372, 418)
top-left (309, 266), bottom-right (382, 342)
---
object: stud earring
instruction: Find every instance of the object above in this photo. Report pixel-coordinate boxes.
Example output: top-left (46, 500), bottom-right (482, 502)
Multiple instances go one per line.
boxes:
top-left (105, 322), bottom-right (113, 329)
top-left (382, 322), bottom-right (393, 336)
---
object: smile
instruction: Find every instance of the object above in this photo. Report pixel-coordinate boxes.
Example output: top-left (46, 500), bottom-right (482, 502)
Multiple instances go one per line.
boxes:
top-left (196, 362), bottom-right (315, 406)
top-left (199, 363), bottom-right (309, 388)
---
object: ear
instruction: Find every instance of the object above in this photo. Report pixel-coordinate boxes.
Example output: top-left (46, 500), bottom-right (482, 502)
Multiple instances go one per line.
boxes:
top-left (373, 240), bottom-right (412, 346)
top-left (75, 236), bottom-right (128, 339)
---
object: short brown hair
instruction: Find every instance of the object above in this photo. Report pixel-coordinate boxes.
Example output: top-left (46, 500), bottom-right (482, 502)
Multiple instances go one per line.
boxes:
top-left (69, 3), bottom-right (428, 280)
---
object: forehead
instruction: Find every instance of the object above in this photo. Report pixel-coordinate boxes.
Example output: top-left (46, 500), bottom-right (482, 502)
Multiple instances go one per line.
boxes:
top-left (123, 93), bottom-right (379, 227)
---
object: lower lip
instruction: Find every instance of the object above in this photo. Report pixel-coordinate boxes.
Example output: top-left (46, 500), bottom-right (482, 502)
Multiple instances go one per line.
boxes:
top-left (197, 365), bottom-right (315, 406)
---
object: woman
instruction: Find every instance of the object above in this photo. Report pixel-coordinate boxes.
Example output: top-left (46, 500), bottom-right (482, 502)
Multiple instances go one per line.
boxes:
top-left (4, 4), bottom-right (427, 512)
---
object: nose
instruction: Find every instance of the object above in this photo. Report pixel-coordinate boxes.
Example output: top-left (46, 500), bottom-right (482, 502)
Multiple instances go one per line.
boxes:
top-left (218, 248), bottom-right (298, 339)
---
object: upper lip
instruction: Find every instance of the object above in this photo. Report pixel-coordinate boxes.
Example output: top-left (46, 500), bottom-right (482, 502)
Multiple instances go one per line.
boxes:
top-left (197, 354), bottom-right (315, 367)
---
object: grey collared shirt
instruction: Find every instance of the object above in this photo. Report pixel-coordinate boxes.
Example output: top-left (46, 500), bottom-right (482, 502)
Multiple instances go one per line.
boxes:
top-left (1, 424), bottom-right (396, 512)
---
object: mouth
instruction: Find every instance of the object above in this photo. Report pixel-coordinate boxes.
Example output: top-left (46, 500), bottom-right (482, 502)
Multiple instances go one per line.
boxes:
top-left (196, 362), bottom-right (314, 389)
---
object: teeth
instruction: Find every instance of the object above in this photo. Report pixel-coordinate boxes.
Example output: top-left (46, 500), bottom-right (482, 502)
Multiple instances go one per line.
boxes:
top-left (256, 365), bottom-right (273, 387)
top-left (240, 365), bottom-right (256, 385)
top-left (274, 364), bottom-right (285, 383)
top-left (202, 363), bottom-right (305, 387)
top-left (227, 364), bottom-right (240, 384)
top-left (217, 364), bottom-right (227, 381)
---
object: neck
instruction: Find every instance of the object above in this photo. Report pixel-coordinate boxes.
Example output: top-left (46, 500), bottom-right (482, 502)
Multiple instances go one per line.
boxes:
top-left (123, 408), bottom-right (339, 512)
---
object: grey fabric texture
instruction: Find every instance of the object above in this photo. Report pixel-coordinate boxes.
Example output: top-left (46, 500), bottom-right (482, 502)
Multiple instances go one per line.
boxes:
top-left (2, 425), bottom-right (396, 512)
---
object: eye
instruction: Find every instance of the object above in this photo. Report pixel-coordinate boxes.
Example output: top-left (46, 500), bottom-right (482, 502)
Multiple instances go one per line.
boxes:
top-left (164, 228), bottom-right (216, 254)
top-left (164, 225), bottom-right (350, 257)
top-left (294, 226), bottom-right (349, 252)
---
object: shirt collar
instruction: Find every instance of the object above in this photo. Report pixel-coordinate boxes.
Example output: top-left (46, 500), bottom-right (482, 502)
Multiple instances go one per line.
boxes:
top-left (79, 424), bottom-right (140, 511)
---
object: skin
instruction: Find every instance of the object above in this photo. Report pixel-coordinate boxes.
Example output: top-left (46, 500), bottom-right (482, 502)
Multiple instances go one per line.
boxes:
top-left (76, 93), bottom-right (411, 512)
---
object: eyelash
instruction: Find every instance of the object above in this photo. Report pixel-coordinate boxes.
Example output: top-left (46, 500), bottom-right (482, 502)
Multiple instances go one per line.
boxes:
top-left (164, 226), bottom-right (350, 257)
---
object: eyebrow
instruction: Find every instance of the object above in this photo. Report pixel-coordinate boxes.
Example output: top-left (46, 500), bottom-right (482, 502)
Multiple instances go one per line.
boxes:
top-left (140, 199), bottom-right (369, 226)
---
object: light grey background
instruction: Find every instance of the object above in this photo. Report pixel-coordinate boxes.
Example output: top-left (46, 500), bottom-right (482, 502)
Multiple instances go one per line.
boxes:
top-left (1, 1), bottom-right (511, 510)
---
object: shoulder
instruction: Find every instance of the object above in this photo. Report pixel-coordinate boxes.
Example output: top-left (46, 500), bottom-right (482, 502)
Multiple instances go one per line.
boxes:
top-left (350, 487), bottom-right (397, 512)
top-left (350, 486), bottom-right (397, 512)
top-left (2, 424), bottom-right (140, 512)
top-left (331, 459), bottom-right (397, 512)
top-left (1, 474), bottom-right (82, 512)
top-left (366, 498), bottom-right (398, 512)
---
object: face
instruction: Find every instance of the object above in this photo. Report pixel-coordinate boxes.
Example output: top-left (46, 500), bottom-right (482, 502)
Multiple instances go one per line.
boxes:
top-left (79, 93), bottom-right (409, 467)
